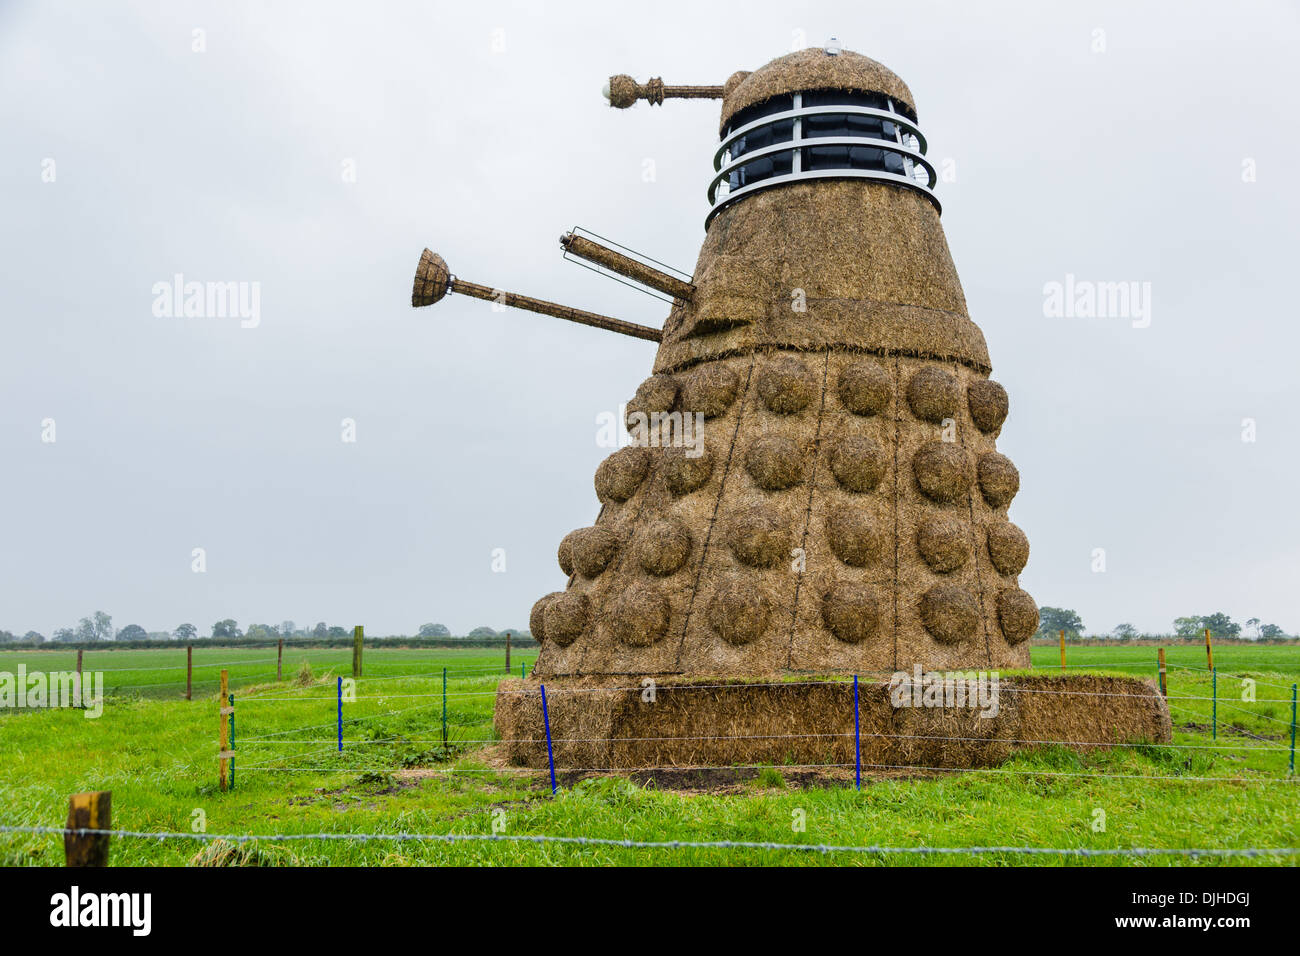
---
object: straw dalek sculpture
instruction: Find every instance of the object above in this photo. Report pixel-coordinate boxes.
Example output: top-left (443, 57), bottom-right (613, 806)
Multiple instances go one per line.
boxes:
top-left (413, 44), bottom-right (1171, 767)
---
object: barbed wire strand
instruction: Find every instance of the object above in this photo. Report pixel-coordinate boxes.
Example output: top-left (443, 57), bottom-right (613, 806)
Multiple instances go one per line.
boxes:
top-left (2, 824), bottom-right (1295, 858)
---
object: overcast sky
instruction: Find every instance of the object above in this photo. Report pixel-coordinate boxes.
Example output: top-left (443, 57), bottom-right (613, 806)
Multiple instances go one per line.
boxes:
top-left (2, 0), bottom-right (1297, 638)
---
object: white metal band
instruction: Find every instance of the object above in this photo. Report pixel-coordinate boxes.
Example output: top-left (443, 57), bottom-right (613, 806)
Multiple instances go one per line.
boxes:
top-left (707, 98), bottom-right (939, 227)
top-left (708, 137), bottom-right (936, 205)
top-left (714, 104), bottom-right (928, 168)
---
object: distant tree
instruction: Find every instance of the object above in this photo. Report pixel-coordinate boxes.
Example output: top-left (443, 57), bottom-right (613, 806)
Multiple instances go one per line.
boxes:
top-left (1246, 617), bottom-right (1261, 639)
top-left (1260, 623), bottom-right (1287, 641)
top-left (312, 622), bottom-right (329, 639)
top-left (418, 623), bottom-right (451, 638)
top-left (174, 623), bottom-right (197, 642)
top-left (116, 624), bottom-right (148, 642)
top-left (467, 626), bottom-right (498, 638)
top-left (0, 631), bottom-right (16, 643)
top-left (1036, 607), bottom-right (1084, 638)
top-left (93, 611), bottom-right (113, 642)
top-left (326, 626), bottom-right (348, 639)
top-left (23, 631), bottom-right (45, 643)
top-left (246, 624), bottom-right (278, 642)
top-left (1112, 623), bottom-right (1138, 640)
top-left (212, 619), bottom-right (242, 640)
top-left (280, 621), bottom-right (296, 638)
top-left (1173, 616), bottom-right (1202, 639)
top-left (76, 617), bottom-right (97, 642)
top-left (52, 627), bottom-right (77, 643)
top-left (1200, 612), bottom-right (1240, 639)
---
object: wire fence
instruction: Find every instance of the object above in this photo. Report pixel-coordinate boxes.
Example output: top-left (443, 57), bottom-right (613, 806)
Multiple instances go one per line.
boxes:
top-left (5, 824), bottom-right (1298, 860)
top-left (216, 662), bottom-right (1298, 790)
top-left (4, 646), bottom-right (1297, 866)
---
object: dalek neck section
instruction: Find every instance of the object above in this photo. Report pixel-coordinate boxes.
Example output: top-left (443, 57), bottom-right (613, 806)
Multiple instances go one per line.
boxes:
top-left (706, 89), bottom-right (939, 228)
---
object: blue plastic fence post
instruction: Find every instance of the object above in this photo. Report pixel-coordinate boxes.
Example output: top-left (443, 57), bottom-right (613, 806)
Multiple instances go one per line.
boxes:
top-left (521, 661), bottom-right (526, 680)
top-left (853, 675), bottom-right (861, 791)
top-left (541, 683), bottom-right (557, 795)
top-left (1290, 684), bottom-right (1297, 776)
top-left (337, 676), bottom-right (342, 752)
top-left (442, 667), bottom-right (448, 747)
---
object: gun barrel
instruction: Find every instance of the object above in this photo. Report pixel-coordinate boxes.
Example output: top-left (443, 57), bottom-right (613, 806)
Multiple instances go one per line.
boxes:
top-left (605, 75), bottom-right (723, 109)
top-left (560, 233), bottom-right (694, 301)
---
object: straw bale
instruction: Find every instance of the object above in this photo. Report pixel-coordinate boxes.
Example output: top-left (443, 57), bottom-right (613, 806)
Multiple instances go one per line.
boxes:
top-left (594, 446), bottom-right (650, 503)
top-left (570, 525), bottom-right (621, 578)
top-left (825, 507), bottom-right (887, 566)
top-left (967, 379), bottom-right (1009, 434)
top-left (757, 355), bottom-right (816, 414)
top-left (828, 435), bottom-right (887, 492)
top-left (821, 583), bottom-right (883, 644)
top-left (725, 504), bottom-right (792, 568)
top-left (625, 374), bottom-right (679, 430)
top-left (493, 674), bottom-right (1173, 770)
top-left (976, 452), bottom-right (1019, 509)
top-left (706, 576), bottom-right (771, 646)
top-left (916, 514), bottom-right (970, 572)
top-left (912, 441), bottom-right (972, 503)
top-left (996, 587), bottom-right (1038, 644)
top-left (919, 583), bottom-right (980, 644)
top-left (986, 521), bottom-right (1029, 576)
top-left (744, 435), bottom-right (805, 490)
top-left (543, 591), bottom-right (589, 647)
top-left (837, 361), bottom-right (892, 416)
top-left (635, 517), bottom-right (692, 576)
top-left (680, 362), bottom-right (741, 418)
top-left (529, 591), bottom-right (562, 643)
top-left (906, 367), bottom-right (960, 423)
top-left (662, 445), bottom-right (714, 496)
top-left (556, 530), bottom-right (579, 576)
top-left (610, 587), bottom-right (671, 647)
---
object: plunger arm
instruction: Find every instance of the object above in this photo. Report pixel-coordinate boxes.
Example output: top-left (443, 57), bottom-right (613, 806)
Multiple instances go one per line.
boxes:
top-left (411, 249), bottom-right (662, 343)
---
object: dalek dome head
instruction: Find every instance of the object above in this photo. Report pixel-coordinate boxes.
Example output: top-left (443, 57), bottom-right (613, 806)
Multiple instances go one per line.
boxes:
top-left (708, 43), bottom-right (937, 228)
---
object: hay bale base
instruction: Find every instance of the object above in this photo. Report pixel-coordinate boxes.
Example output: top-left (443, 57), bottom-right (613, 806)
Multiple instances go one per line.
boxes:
top-left (493, 674), bottom-right (1172, 771)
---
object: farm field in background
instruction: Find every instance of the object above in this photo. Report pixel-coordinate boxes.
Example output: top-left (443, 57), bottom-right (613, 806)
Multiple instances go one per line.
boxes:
top-left (0, 645), bottom-right (536, 698)
top-left (0, 644), bottom-right (1295, 866)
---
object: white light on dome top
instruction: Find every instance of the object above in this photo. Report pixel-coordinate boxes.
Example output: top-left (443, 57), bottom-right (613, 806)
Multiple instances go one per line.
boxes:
top-left (825, 37), bottom-right (842, 55)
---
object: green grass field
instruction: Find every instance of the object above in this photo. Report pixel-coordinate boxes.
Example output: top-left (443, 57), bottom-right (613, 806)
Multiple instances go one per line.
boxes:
top-left (0, 644), bottom-right (1295, 866)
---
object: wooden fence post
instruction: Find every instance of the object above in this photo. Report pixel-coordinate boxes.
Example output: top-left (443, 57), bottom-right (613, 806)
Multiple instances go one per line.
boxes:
top-left (277, 638), bottom-right (283, 681)
top-left (218, 669), bottom-right (230, 791)
top-left (505, 631), bottom-right (511, 674)
top-left (352, 626), bottom-right (363, 678)
top-left (1204, 627), bottom-right (1214, 671)
top-left (64, 791), bottom-right (111, 867)
top-left (186, 645), bottom-right (193, 701)
top-left (1157, 647), bottom-right (1167, 698)
top-left (1059, 629), bottom-right (1066, 672)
